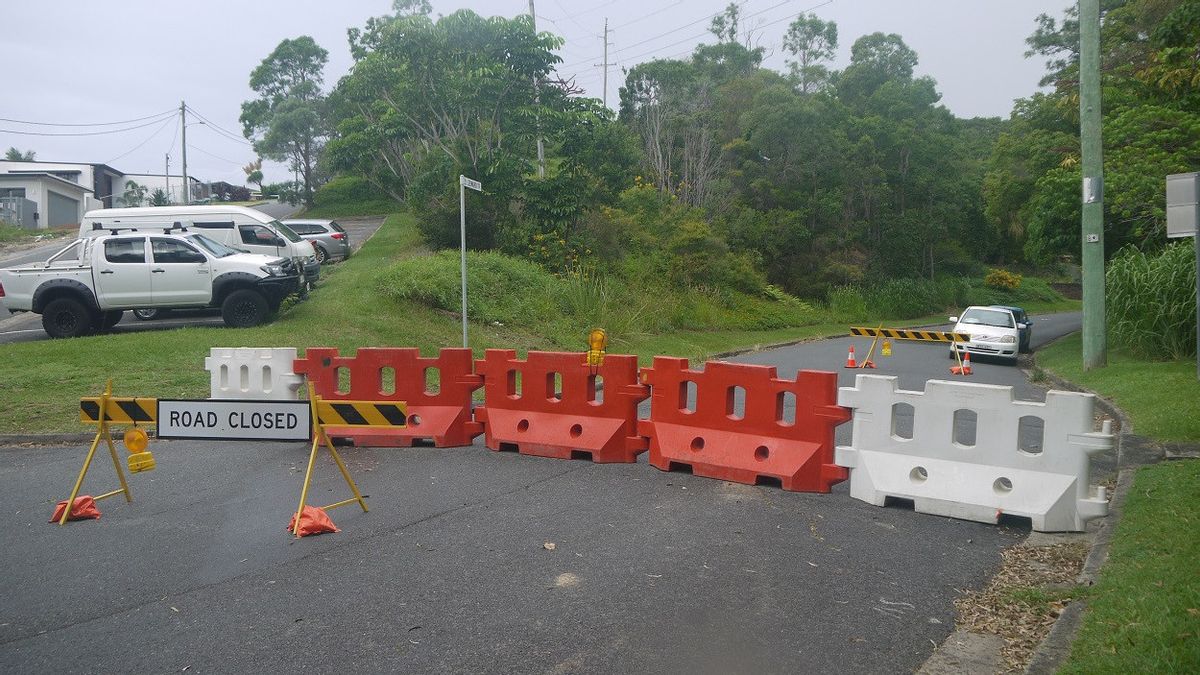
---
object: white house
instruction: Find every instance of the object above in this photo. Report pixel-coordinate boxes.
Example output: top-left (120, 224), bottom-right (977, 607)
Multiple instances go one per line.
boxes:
top-left (0, 160), bottom-right (203, 229)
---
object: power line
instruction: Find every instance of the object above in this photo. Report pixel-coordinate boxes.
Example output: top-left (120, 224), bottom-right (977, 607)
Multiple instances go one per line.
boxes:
top-left (104, 115), bottom-right (175, 164)
top-left (0, 108), bottom-right (175, 127)
top-left (187, 143), bottom-right (244, 166)
top-left (570, 0), bottom-right (832, 71)
top-left (0, 112), bottom-right (177, 137)
top-left (184, 105), bottom-right (254, 146)
top-left (559, 0), bottom-right (752, 68)
top-left (612, 1), bottom-right (684, 31)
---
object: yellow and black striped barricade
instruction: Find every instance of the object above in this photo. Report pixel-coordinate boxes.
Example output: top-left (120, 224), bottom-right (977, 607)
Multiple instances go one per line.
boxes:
top-left (58, 382), bottom-right (157, 524)
top-left (292, 387), bottom-right (408, 537)
top-left (848, 327), bottom-right (971, 370)
top-left (850, 327), bottom-right (970, 343)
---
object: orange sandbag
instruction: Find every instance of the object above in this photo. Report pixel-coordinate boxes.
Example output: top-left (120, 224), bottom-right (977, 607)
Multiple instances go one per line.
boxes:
top-left (49, 496), bottom-right (101, 523)
top-left (286, 505), bottom-right (339, 537)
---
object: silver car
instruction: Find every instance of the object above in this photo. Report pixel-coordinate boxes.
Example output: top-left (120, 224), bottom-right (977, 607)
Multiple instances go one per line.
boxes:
top-left (282, 219), bottom-right (351, 264)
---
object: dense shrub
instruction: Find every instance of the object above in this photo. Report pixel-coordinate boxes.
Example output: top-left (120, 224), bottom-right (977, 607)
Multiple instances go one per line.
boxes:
top-left (827, 277), bottom-right (974, 320)
top-left (1106, 243), bottom-right (1197, 359)
top-left (376, 249), bottom-right (817, 336)
top-left (985, 268), bottom-right (1022, 290)
top-left (310, 176), bottom-right (399, 216)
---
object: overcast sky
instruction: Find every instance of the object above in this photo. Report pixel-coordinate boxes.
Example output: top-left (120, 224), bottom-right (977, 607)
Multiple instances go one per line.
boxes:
top-left (0, 0), bottom-right (1071, 187)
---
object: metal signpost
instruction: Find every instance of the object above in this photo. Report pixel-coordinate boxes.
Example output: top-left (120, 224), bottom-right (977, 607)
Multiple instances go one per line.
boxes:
top-left (156, 400), bottom-right (311, 441)
top-left (459, 175), bottom-right (482, 348)
top-left (1166, 172), bottom-right (1200, 380)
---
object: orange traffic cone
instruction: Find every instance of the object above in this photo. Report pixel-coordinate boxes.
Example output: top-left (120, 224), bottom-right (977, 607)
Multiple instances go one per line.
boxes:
top-left (845, 345), bottom-right (857, 368)
top-left (950, 351), bottom-right (973, 376)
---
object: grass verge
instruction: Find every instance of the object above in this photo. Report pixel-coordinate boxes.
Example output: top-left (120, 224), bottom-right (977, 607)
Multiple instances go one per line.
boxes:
top-left (1036, 333), bottom-right (1200, 442)
top-left (1060, 461), bottom-right (1200, 673)
top-left (1037, 333), bottom-right (1200, 672)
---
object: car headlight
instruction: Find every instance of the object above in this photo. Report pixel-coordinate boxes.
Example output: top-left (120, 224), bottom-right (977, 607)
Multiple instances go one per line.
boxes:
top-left (999, 335), bottom-right (1016, 343)
top-left (261, 264), bottom-right (284, 277)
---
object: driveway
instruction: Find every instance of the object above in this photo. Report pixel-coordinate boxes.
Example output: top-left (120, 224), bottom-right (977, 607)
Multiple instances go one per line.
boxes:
top-left (0, 312), bottom-right (1091, 673)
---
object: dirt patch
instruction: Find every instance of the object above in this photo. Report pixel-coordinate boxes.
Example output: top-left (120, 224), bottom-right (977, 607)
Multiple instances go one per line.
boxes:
top-left (954, 541), bottom-right (1091, 672)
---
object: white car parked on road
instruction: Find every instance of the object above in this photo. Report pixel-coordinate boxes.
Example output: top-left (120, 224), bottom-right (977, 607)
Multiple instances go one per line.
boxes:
top-left (949, 305), bottom-right (1026, 365)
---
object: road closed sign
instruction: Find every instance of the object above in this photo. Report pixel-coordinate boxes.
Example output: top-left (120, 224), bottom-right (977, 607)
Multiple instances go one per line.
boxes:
top-left (156, 400), bottom-right (311, 441)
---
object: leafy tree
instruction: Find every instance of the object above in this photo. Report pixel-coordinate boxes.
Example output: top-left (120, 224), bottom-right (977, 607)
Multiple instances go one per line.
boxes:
top-left (242, 158), bottom-right (264, 192)
top-left (121, 181), bottom-right (147, 207)
top-left (149, 188), bottom-right (170, 206)
top-left (836, 32), bottom-right (920, 105)
top-left (240, 37), bottom-right (329, 207)
top-left (4, 148), bottom-right (35, 161)
top-left (783, 14), bottom-right (838, 94)
top-left (330, 9), bottom-right (580, 253)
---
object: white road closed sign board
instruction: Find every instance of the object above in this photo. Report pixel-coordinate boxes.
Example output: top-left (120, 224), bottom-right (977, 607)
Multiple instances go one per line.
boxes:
top-left (156, 400), bottom-right (311, 441)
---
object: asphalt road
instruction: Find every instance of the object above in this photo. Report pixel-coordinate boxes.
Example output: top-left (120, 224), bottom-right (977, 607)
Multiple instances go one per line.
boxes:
top-left (0, 207), bottom-right (385, 344)
top-left (0, 311), bottom-right (1093, 674)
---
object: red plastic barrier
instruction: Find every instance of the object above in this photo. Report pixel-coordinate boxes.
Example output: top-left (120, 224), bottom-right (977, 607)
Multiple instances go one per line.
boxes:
top-left (474, 350), bottom-right (650, 463)
top-left (293, 347), bottom-right (483, 447)
top-left (637, 357), bottom-right (850, 492)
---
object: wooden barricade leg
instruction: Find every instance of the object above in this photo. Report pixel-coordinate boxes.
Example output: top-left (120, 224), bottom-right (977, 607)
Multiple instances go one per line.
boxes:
top-left (292, 386), bottom-right (369, 537)
top-left (60, 381), bottom-right (131, 525)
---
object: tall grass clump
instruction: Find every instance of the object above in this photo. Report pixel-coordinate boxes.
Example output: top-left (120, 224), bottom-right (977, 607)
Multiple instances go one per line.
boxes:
top-left (829, 278), bottom-right (969, 320)
top-left (1106, 243), bottom-right (1196, 359)
top-left (378, 250), bottom-right (558, 326)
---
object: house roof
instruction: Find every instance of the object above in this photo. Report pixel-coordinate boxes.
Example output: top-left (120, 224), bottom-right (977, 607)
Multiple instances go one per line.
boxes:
top-left (7, 168), bottom-right (82, 175)
top-left (0, 160), bottom-right (122, 176)
top-left (0, 172), bottom-right (95, 193)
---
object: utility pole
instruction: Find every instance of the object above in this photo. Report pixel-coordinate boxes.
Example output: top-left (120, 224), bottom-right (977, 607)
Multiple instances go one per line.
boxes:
top-left (602, 18), bottom-right (610, 108)
top-left (594, 21), bottom-right (613, 108)
top-left (164, 153), bottom-right (170, 204)
top-left (529, 0), bottom-right (545, 177)
top-left (180, 101), bottom-right (189, 205)
top-left (1080, 0), bottom-right (1106, 369)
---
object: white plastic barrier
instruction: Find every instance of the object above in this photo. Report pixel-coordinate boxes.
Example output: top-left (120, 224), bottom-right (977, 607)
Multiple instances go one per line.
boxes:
top-left (835, 375), bottom-right (1111, 532)
top-left (205, 348), bottom-right (304, 401)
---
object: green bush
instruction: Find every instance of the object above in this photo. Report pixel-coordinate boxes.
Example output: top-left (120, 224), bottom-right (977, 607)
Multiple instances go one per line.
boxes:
top-left (378, 250), bottom-right (557, 326)
top-left (1106, 243), bottom-right (1197, 359)
top-left (829, 277), bottom-right (973, 320)
top-left (308, 176), bottom-right (399, 217)
top-left (376, 249), bottom-right (818, 339)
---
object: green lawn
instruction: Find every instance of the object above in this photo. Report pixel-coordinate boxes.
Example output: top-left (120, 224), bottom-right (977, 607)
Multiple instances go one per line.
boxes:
top-left (1038, 334), bottom-right (1200, 672)
top-left (1060, 461), bottom-right (1200, 674)
top-left (1036, 333), bottom-right (1200, 442)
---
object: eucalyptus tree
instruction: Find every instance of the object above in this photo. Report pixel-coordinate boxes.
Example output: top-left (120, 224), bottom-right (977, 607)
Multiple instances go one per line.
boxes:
top-left (240, 36), bottom-right (330, 207)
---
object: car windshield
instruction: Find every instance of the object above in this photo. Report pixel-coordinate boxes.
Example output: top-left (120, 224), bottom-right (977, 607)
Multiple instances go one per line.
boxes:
top-left (187, 233), bottom-right (238, 258)
top-left (270, 220), bottom-right (303, 243)
top-left (960, 308), bottom-right (1015, 328)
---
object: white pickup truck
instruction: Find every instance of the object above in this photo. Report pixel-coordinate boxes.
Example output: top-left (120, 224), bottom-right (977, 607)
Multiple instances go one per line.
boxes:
top-left (0, 229), bottom-right (300, 338)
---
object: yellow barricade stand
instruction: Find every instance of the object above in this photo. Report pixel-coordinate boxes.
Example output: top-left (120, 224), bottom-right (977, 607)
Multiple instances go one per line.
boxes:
top-left (58, 381), bottom-right (157, 525)
top-left (291, 384), bottom-right (408, 536)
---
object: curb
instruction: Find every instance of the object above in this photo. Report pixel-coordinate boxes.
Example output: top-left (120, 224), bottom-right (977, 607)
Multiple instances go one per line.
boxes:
top-left (1022, 467), bottom-right (1135, 674)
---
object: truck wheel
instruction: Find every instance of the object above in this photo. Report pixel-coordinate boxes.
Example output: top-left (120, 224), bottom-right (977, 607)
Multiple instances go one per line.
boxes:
top-left (42, 298), bottom-right (94, 338)
top-left (95, 310), bottom-right (124, 331)
top-left (222, 289), bottom-right (268, 328)
top-left (133, 308), bottom-right (166, 321)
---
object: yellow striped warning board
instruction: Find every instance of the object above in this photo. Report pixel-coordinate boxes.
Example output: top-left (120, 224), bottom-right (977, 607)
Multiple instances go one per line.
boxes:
top-left (850, 327), bottom-right (970, 343)
top-left (80, 397), bottom-right (157, 424)
top-left (316, 400), bottom-right (408, 427)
